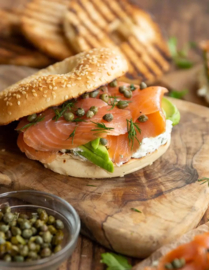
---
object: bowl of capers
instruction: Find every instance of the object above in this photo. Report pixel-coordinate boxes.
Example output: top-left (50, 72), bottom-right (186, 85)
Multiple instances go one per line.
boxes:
top-left (0, 190), bottom-right (80, 270)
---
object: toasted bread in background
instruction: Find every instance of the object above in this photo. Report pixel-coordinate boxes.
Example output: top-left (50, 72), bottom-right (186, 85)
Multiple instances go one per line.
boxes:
top-left (0, 8), bottom-right (54, 68)
top-left (64, 0), bottom-right (170, 82)
top-left (21, 0), bottom-right (75, 60)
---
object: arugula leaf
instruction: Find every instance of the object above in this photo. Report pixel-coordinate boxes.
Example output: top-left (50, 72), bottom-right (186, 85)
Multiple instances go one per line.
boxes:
top-left (17, 116), bottom-right (45, 131)
top-left (101, 253), bottom-right (132, 270)
top-left (169, 89), bottom-right (188, 99)
top-left (126, 119), bottom-right (141, 150)
top-left (167, 37), bottom-right (178, 58)
top-left (174, 58), bottom-right (193, 69)
top-left (198, 177), bottom-right (209, 186)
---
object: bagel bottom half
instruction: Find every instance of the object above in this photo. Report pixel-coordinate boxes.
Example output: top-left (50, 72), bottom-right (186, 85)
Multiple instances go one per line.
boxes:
top-left (43, 138), bottom-right (171, 179)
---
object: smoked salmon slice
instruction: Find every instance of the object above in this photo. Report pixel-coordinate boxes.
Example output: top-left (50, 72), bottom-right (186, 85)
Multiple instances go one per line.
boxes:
top-left (144, 232), bottom-right (209, 270)
top-left (17, 132), bottom-right (56, 163)
top-left (107, 111), bottom-right (166, 165)
top-left (17, 106), bottom-right (132, 151)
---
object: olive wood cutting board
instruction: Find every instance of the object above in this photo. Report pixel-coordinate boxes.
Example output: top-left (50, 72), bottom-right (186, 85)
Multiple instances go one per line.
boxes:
top-left (0, 66), bottom-right (209, 258)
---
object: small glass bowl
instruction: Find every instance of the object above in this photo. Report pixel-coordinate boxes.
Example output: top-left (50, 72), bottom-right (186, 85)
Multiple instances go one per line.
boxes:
top-left (0, 190), bottom-right (80, 270)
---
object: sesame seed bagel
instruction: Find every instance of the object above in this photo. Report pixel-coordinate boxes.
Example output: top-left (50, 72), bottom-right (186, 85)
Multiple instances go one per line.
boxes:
top-left (0, 47), bottom-right (128, 125)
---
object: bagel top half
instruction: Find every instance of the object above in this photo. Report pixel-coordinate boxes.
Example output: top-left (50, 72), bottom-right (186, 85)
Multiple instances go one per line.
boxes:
top-left (0, 47), bottom-right (128, 125)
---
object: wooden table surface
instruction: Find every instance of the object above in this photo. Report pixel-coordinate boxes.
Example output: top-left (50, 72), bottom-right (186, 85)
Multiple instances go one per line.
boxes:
top-left (0, 0), bottom-right (209, 269)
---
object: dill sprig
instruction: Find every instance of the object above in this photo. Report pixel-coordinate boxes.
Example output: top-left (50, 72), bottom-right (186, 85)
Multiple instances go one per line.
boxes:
top-left (72, 118), bottom-right (87, 123)
top-left (17, 116), bottom-right (45, 131)
top-left (126, 119), bottom-right (141, 150)
top-left (131, 208), bottom-right (142, 213)
top-left (91, 121), bottom-right (114, 134)
top-left (53, 101), bottom-right (74, 121)
top-left (108, 95), bottom-right (119, 110)
top-left (198, 177), bottom-right (209, 186)
top-left (67, 126), bottom-right (77, 144)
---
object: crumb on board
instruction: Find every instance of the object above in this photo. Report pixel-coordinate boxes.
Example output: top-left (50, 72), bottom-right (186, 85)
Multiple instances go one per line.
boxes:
top-left (1, 149), bottom-right (5, 152)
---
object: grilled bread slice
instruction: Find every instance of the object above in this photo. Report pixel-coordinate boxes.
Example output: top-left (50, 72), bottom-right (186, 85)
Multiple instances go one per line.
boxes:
top-left (21, 0), bottom-right (74, 60)
top-left (64, 0), bottom-right (170, 81)
top-left (0, 8), bottom-right (54, 68)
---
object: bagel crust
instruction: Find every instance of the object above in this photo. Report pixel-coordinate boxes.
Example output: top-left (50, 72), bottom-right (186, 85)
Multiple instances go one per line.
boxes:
top-left (0, 47), bottom-right (128, 125)
top-left (43, 139), bottom-right (171, 179)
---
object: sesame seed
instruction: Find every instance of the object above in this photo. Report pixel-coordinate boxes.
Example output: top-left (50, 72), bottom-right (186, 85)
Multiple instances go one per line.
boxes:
top-left (107, 72), bottom-right (111, 76)
top-left (47, 98), bottom-right (50, 102)
top-left (17, 101), bottom-right (21, 106)
top-left (43, 94), bottom-right (47, 98)
top-left (65, 95), bottom-right (69, 99)
top-left (49, 85), bottom-right (52, 90)
top-left (33, 93), bottom-right (38, 97)
top-left (53, 87), bottom-right (57, 90)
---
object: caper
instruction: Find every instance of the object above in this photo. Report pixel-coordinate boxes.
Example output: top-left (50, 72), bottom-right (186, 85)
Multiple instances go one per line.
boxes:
top-left (48, 225), bottom-right (57, 235)
top-left (0, 232), bottom-right (5, 239)
top-left (138, 114), bottom-right (148, 123)
top-left (0, 224), bottom-right (9, 232)
top-left (81, 93), bottom-right (89, 99)
top-left (40, 225), bottom-right (48, 232)
top-left (86, 110), bottom-right (94, 118)
top-left (35, 220), bottom-right (44, 229)
top-left (76, 108), bottom-right (85, 117)
top-left (0, 238), bottom-right (5, 244)
top-left (40, 247), bottom-right (51, 258)
top-left (54, 244), bottom-right (62, 253)
top-left (42, 231), bottom-right (52, 243)
top-left (28, 242), bottom-right (37, 251)
top-left (103, 113), bottom-right (113, 122)
top-left (89, 90), bottom-right (99, 98)
top-left (28, 251), bottom-right (38, 260)
top-left (5, 230), bottom-right (12, 240)
top-left (55, 220), bottom-right (64, 230)
top-left (16, 235), bottom-right (26, 245)
top-left (31, 227), bottom-right (37, 235)
top-left (47, 216), bottom-right (55, 225)
top-left (100, 93), bottom-right (109, 103)
top-left (41, 243), bottom-right (51, 249)
top-left (35, 244), bottom-right (41, 253)
top-left (40, 211), bottom-right (48, 223)
top-left (11, 236), bottom-right (19, 245)
top-left (27, 114), bottom-right (37, 122)
top-left (63, 112), bottom-right (75, 122)
top-left (130, 84), bottom-right (136, 91)
top-left (37, 209), bottom-right (44, 215)
top-left (19, 245), bottom-right (29, 257)
top-left (14, 255), bottom-right (24, 262)
top-left (52, 230), bottom-right (64, 245)
top-left (17, 218), bottom-right (24, 225)
top-left (119, 85), bottom-right (127, 93)
top-left (11, 227), bottom-right (21, 236)
top-left (11, 245), bottom-right (19, 256)
top-left (164, 263), bottom-right (173, 269)
top-left (20, 220), bottom-right (31, 230)
top-left (89, 106), bottom-right (98, 115)
top-left (109, 79), bottom-right (117, 87)
top-left (22, 229), bottom-right (33, 239)
top-left (0, 243), bottom-right (6, 254)
top-left (123, 90), bottom-right (132, 98)
top-left (3, 254), bottom-right (12, 262)
top-left (100, 138), bottom-right (108, 146)
top-left (9, 220), bottom-right (17, 227)
top-left (140, 82), bottom-right (147, 90)
top-left (19, 214), bottom-right (29, 220)
top-left (5, 241), bottom-right (12, 252)
top-left (0, 212), bottom-right (4, 221)
top-left (35, 236), bottom-right (43, 245)
top-left (172, 258), bottom-right (185, 268)
top-left (2, 206), bottom-right (11, 214)
top-left (116, 100), bottom-right (129, 109)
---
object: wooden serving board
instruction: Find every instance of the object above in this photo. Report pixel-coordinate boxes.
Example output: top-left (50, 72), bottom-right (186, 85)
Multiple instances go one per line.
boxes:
top-left (0, 66), bottom-right (209, 258)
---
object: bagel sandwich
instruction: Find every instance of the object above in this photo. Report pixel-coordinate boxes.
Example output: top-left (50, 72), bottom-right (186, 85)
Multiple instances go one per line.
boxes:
top-left (0, 47), bottom-right (180, 178)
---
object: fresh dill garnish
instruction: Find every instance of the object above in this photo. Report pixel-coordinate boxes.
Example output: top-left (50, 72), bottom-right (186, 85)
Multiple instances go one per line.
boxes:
top-left (126, 119), bottom-right (141, 150)
top-left (53, 101), bottom-right (74, 121)
top-left (108, 96), bottom-right (119, 110)
top-left (197, 177), bottom-right (209, 186)
top-left (72, 118), bottom-right (87, 123)
top-left (91, 121), bottom-right (114, 134)
top-left (67, 126), bottom-right (77, 144)
top-left (17, 116), bottom-right (45, 131)
top-left (131, 208), bottom-right (142, 213)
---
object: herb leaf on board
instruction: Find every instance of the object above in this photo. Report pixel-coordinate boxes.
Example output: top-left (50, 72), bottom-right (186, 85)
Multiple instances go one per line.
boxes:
top-left (169, 89), bottom-right (188, 99)
top-left (101, 253), bottom-right (132, 270)
top-left (198, 177), bottom-right (209, 186)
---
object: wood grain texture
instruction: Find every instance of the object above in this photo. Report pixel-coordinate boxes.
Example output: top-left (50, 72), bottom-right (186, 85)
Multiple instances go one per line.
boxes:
top-left (0, 66), bottom-right (209, 263)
